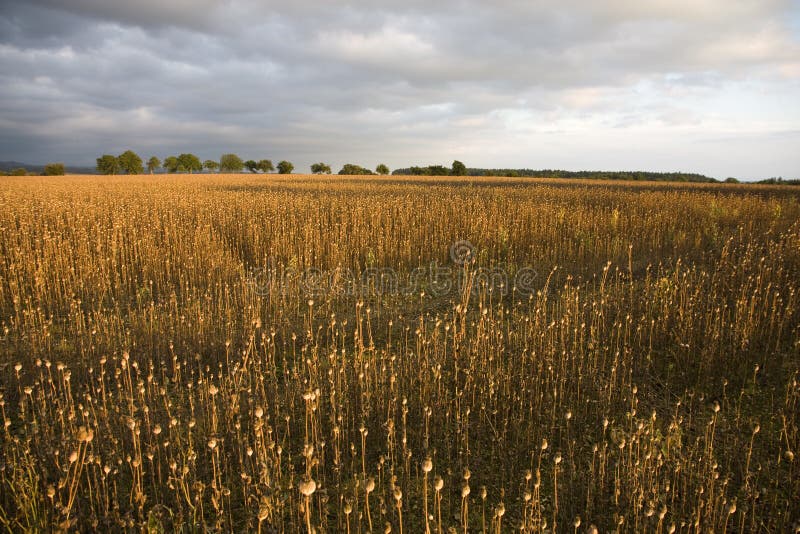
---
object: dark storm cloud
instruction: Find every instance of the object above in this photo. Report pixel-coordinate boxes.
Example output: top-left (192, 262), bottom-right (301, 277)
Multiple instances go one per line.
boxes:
top-left (0, 0), bottom-right (798, 179)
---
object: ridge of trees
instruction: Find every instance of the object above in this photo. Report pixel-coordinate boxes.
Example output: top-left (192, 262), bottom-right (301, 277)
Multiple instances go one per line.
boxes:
top-left (93, 151), bottom-right (291, 175)
top-left (392, 164), bottom-right (720, 183)
top-left (5, 153), bottom-right (797, 184)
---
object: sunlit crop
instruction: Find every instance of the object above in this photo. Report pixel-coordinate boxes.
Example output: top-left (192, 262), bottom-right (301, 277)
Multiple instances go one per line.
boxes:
top-left (0, 174), bottom-right (798, 532)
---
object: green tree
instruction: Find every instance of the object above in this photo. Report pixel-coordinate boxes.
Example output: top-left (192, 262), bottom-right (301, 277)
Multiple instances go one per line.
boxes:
top-left (163, 156), bottom-right (179, 173)
top-left (44, 163), bottom-right (66, 176)
top-left (428, 165), bottom-right (450, 176)
top-left (451, 160), bottom-right (467, 176)
top-left (118, 150), bottom-right (144, 174)
top-left (277, 160), bottom-right (294, 174)
top-left (147, 156), bottom-right (161, 174)
top-left (10, 168), bottom-right (28, 176)
top-left (376, 163), bottom-right (389, 175)
top-left (177, 153), bottom-right (202, 173)
top-left (338, 163), bottom-right (374, 175)
top-left (257, 160), bottom-right (274, 173)
top-left (310, 162), bottom-right (332, 174)
top-left (203, 160), bottom-right (220, 172)
top-left (244, 160), bottom-right (259, 173)
top-left (219, 154), bottom-right (244, 173)
top-left (96, 155), bottom-right (120, 175)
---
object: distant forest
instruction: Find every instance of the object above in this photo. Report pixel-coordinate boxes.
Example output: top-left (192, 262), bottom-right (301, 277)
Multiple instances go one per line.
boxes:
top-left (392, 165), bottom-right (800, 184)
top-left (2, 159), bottom-right (797, 184)
top-left (393, 166), bottom-right (720, 182)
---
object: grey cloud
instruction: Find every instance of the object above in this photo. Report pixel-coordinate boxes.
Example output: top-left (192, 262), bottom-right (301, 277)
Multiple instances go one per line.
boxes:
top-left (0, 0), bottom-right (798, 179)
top-left (21, 0), bottom-right (225, 32)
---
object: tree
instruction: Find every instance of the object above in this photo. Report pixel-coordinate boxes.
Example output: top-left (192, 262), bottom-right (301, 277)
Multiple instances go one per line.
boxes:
top-left (258, 159), bottom-right (274, 173)
top-left (204, 160), bottom-right (220, 172)
top-left (118, 150), bottom-right (144, 174)
top-left (244, 160), bottom-right (259, 173)
top-left (376, 163), bottom-right (389, 175)
top-left (219, 154), bottom-right (244, 173)
top-left (177, 153), bottom-right (202, 173)
top-left (96, 155), bottom-right (120, 175)
top-left (310, 162), bottom-right (332, 174)
top-left (277, 160), bottom-right (294, 174)
top-left (427, 165), bottom-right (450, 176)
top-left (451, 160), bottom-right (467, 176)
top-left (338, 164), bottom-right (374, 175)
top-left (44, 163), bottom-right (65, 176)
top-left (163, 156), bottom-right (179, 173)
top-left (147, 156), bottom-right (161, 174)
top-left (10, 168), bottom-right (28, 176)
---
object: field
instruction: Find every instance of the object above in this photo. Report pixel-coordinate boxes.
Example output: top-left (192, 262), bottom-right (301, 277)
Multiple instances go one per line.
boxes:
top-left (0, 174), bottom-right (798, 532)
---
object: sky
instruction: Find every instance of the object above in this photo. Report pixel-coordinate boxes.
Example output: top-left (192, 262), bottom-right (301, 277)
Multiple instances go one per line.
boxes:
top-left (1, 0), bottom-right (799, 180)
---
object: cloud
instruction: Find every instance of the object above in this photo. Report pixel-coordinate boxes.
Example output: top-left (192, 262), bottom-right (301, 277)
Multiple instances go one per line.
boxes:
top-left (20, 0), bottom-right (225, 32)
top-left (0, 0), bottom-right (798, 179)
top-left (316, 27), bottom-right (434, 62)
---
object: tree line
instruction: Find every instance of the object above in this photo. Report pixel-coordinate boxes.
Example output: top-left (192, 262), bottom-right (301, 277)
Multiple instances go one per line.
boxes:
top-left (91, 150), bottom-right (394, 176)
top-left (0, 163), bottom-right (69, 176)
top-left (391, 164), bottom-right (721, 183)
top-left (94, 151), bottom-right (293, 175)
top-left (6, 153), bottom-right (797, 184)
top-left (391, 161), bottom-right (468, 176)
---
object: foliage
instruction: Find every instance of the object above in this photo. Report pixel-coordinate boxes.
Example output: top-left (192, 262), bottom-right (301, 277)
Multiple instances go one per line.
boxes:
top-left (310, 162), bottom-right (332, 174)
top-left (147, 157), bottom-right (161, 174)
top-left (393, 167), bottom-right (721, 182)
top-left (176, 153), bottom-right (202, 174)
top-left (43, 163), bottom-right (65, 176)
top-left (257, 160), bottom-right (274, 173)
top-left (276, 160), bottom-right (294, 174)
top-left (376, 163), bottom-right (390, 175)
top-left (338, 163), bottom-right (374, 175)
top-left (118, 150), bottom-right (144, 174)
top-left (757, 177), bottom-right (800, 186)
top-left (219, 154), bottom-right (244, 173)
top-left (95, 155), bottom-right (120, 175)
top-left (162, 156), bottom-right (179, 173)
top-left (244, 160), bottom-right (259, 173)
top-left (405, 165), bottom-right (449, 176)
top-left (451, 160), bottom-right (467, 176)
top-left (203, 160), bottom-right (219, 172)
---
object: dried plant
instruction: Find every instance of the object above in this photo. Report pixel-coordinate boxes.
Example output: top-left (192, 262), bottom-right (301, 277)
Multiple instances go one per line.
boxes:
top-left (0, 174), bottom-right (798, 531)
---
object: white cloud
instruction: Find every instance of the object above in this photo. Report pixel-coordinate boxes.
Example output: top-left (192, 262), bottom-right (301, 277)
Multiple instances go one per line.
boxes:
top-left (317, 27), bottom-right (434, 63)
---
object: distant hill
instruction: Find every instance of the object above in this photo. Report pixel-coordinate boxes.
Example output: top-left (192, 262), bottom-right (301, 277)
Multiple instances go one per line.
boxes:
top-left (0, 161), bottom-right (96, 174)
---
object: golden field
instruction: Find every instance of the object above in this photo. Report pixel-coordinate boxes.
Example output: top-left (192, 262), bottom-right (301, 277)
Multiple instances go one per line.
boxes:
top-left (0, 174), bottom-right (798, 532)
